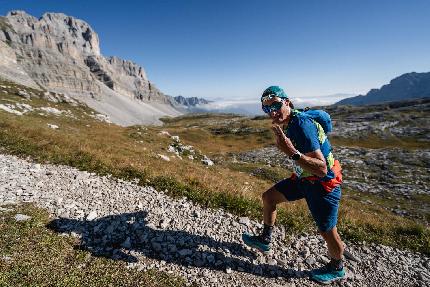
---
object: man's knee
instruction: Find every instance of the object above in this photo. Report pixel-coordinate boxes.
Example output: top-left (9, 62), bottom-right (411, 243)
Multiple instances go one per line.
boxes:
top-left (319, 227), bottom-right (342, 242)
top-left (262, 188), bottom-right (272, 204)
top-left (262, 187), bottom-right (285, 206)
top-left (318, 226), bottom-right (334, 237)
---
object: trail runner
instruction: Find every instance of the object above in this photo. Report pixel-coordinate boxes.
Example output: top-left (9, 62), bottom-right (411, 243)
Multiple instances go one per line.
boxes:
top-left (242, 86), bottom-right (345, 284)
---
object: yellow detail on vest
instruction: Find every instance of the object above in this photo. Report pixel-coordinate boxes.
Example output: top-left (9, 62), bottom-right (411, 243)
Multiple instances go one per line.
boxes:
top-left (312, 120), bottom-right (327, 144)
top-left (287, 112), bottom-right (336, 178)
top-left (326, 152), bottom-right (334, 169)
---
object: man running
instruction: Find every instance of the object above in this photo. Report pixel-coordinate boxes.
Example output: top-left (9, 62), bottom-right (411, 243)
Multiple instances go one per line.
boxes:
top-left (242, 86), bottom-right (345, 284)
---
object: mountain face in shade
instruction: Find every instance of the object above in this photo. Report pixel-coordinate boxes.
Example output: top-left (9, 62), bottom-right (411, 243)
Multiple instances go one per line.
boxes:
top-left (173, 95), bottom-right (211, 107)
top-left (335, 72), bottom-right (430, 106)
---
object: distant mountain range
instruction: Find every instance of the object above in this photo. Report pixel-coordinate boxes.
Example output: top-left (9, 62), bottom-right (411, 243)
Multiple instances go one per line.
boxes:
top-left (173, 95), bottom-right (211, 107)
top-left (335, 72), bottom-right (430, 106)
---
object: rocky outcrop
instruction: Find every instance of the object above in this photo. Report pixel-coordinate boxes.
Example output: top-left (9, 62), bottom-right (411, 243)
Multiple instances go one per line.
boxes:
top-left (0, 11), bottom-right (101, 93)
top-left (0, 39), bottom-right (39, 89)
top-left (0, 10), bottom-right (180, 125)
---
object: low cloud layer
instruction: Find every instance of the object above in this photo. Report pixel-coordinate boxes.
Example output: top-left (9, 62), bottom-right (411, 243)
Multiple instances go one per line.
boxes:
top-left (191, 94), bottom-right (355, 116)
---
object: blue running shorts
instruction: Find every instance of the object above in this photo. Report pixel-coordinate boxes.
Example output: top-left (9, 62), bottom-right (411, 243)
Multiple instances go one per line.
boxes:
top-left (274, 178), bottom-right (341, 232)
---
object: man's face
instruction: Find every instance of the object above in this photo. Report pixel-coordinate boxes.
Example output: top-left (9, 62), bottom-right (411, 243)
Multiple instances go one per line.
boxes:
top-left (262, 96), bottom-right (290, 124)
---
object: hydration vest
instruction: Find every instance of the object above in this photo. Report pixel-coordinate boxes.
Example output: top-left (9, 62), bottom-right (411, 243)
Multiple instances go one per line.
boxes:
top-left (290, 108), bottom-right (342, 192)
top-left (296, 108), bottom-right (332, 134)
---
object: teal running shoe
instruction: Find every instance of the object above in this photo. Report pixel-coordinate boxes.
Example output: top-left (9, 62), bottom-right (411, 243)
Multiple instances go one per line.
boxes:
top-left (310, 263), bottom-right (346, 284)
top-left (242, 233), bottom-right (271, 253)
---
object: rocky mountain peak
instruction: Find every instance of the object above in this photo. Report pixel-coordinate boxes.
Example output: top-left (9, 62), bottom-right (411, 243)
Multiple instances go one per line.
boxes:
top-left (4, 10), bottom-right (100, 57)
top-left (6, 10), bottom-right (38, 22)
top-left (0, 10), bottom-right (186, 125)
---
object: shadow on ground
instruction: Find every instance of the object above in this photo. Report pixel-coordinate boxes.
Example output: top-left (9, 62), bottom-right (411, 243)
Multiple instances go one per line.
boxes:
top-left (47, 211), bottom-right (306, 279)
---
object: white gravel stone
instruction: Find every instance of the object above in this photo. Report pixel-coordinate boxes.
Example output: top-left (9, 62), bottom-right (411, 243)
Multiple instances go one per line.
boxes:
top-left (157, 154), bottom-right (170, 161)
top-left (201, 155), bottom-right (214, 166)
top-left (1, 256), bottom-right (12, 262)
top-left (158, 131), bottom-right (171, 137)
top-left (0, 207), bottom-right (13, 212)
top-left (39, 107), bottom-right (63, 116)
top-left (14, 213), bottom-right (31, 221)
top-left (305, 256), bottom-right (316, 265)
top-left (238, 217), bottom-right (250, 226)
top-left (86, 211), bottom-right (98, 221)
top-left (171, 136), bottom-right (180, 142)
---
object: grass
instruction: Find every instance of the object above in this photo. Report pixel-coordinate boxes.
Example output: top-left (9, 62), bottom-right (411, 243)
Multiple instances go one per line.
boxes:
top-left (224, 162), bottom-right (287, 183)
top-left (0, 80), bottom-right (429, 256)
top-left (338, 188), bottom-right (429, 251)
top-left (0, 203), bottom-right (186, 287)
top-left (160, 113), bottom-right (273, 154)
top-left (345, 189), bottom-right (430, 223)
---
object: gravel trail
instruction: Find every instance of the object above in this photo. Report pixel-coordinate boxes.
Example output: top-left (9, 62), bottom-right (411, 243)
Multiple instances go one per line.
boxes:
top-left (0, 154), bottom-right (428, 286)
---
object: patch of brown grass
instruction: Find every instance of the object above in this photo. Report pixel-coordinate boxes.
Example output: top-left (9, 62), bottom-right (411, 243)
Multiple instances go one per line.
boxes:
top-left (331, 135), bottom-right (429, 150)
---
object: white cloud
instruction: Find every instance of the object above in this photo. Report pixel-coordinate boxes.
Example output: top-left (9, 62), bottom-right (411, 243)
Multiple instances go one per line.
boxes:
top-left (190, 94), bottom-right (354, 116)
top-left (197, 99), bottom-right (260, 109)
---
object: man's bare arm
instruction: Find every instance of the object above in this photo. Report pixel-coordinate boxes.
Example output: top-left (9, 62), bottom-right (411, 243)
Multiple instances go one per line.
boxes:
top-left (272, 124), bottom-right (327, 177)
top-left (296, 149), bottom-right (327, 177)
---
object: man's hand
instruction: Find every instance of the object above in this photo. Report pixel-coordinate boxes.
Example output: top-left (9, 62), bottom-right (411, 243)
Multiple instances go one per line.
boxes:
top-left (272, 125), bottom-right (296, 156)
top-left (272, 126), bottom-right (327, 177)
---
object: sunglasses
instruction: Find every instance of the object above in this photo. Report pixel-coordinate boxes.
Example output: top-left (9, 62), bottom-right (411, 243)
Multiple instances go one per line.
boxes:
top-left (262, 101), bottom-right (283, 114)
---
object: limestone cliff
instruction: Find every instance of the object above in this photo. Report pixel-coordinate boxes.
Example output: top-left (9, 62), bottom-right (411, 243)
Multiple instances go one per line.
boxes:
top-left (0, 10), bottom-right (180, 125)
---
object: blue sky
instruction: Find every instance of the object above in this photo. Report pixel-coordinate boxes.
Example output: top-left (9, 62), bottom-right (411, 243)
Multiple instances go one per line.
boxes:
top-left (1, 0), bottom-right (429, 103)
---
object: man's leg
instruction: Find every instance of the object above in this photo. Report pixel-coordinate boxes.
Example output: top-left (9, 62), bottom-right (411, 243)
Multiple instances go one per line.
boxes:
top-left (243, 177), bottom-right (303, 252)
top-left (310, 226), bottom-right (346, 283)
top-left (304, 184), bottom-right (343, 262)
top-left (306, 185), bottom-right (346, 283)
top-left (242, 187), bottom-right (289, 252)
top-left (262, 187), bottom-right (288, 226)
top-left (319, 227), bottom-right (344, 260)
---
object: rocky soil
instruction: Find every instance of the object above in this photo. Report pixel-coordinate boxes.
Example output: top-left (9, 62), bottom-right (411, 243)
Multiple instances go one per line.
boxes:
top-left (236, 146), bottom-right (429, 195)
top-left (1, 153), bottom-right (429, 286)
top-left (327, 98), bottom-right (430, 142)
